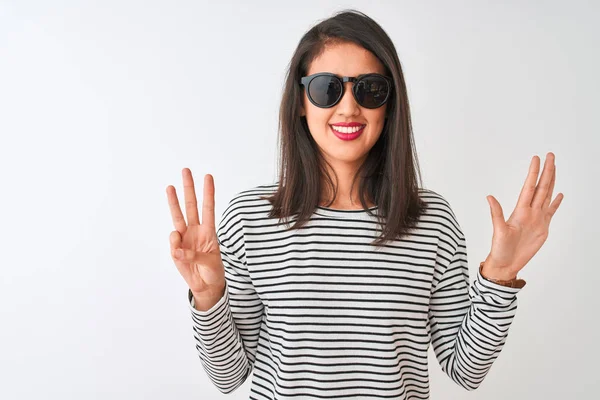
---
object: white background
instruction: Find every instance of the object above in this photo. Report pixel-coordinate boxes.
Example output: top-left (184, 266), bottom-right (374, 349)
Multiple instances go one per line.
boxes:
top-left (1, 0), bottom-right (598, 399)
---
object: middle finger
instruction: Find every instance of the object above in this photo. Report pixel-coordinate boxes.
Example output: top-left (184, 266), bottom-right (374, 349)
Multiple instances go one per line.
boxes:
top-left (532, 152), bottom-right (555, 208)
top-left (543, 165), bottom-right (556, 210)
top-left (182, 168), bottom-right (200, 225)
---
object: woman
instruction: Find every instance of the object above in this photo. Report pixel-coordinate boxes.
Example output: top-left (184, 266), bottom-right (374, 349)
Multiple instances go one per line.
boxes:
top-left (166, 9), bottom-right (563, 399)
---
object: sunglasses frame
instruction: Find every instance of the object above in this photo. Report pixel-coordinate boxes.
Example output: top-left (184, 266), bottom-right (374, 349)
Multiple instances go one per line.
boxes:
top-left (299, 72), bottom-right (393, 109)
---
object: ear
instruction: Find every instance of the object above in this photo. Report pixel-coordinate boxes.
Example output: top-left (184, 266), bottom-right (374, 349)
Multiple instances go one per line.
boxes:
top-left (300, 104), bottom-right (306, 117)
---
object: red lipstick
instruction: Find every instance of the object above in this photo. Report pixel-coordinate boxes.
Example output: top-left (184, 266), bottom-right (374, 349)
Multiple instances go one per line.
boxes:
top-left (329, 122), bottom-right (366, 141)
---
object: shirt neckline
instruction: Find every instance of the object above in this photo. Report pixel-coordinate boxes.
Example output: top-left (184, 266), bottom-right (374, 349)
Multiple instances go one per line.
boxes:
top-left (314, 205), bottom-right (379, 218)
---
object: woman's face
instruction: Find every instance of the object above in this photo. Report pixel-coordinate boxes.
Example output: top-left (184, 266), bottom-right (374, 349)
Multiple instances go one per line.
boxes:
top-left (301, 41), bottom-right (388, 169)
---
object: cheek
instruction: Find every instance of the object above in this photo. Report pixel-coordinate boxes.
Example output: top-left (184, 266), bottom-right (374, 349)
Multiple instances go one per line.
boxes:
top-left (305, 108), bottom-right (333, 131)
top-left (365, 109), bottom-right (387, 127)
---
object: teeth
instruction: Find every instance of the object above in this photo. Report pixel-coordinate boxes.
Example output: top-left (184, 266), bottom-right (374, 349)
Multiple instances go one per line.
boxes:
top-left (331, 125), bottom-right (364, 134)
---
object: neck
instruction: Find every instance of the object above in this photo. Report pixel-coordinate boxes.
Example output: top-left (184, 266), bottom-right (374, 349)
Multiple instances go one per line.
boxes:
top-left (319, 159), bottom-right (375, 210)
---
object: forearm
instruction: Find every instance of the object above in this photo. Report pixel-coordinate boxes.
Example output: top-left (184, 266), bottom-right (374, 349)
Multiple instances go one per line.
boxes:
top-left (431, 270), bottom-right (523, 390)
top-left (188, 286), bottom-right (252, 393)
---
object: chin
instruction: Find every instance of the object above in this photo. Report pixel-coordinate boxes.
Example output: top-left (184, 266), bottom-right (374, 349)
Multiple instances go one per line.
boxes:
top-left (324, 150), bottom-right (368, 163)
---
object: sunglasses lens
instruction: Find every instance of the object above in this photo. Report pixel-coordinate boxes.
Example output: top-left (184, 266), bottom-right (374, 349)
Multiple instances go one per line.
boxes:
top-left (354, 76), bottom-right (390, 108)
top-left (308, 75), bottom-right (342, 107)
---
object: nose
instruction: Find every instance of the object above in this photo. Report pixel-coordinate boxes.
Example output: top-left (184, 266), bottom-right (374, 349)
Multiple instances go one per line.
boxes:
top-left (335, 82), bottom-right (360, 117)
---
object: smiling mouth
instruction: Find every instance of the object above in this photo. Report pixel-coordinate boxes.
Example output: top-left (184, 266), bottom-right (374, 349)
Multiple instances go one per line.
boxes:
top-left (329, 124), bottom-right (366, 140)
top-left (329, 124), bottom-right (366, 134)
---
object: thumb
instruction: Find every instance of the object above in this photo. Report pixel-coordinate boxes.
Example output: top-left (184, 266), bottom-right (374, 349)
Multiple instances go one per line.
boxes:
top-left (174, 248), bottom-right (213, 265)
top-left (174, 247), bottom-right (195, 261)
top-left (486, 195), bottom-right (505, 229)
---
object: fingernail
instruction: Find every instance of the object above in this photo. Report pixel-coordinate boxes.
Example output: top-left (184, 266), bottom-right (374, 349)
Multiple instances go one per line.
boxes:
top-left (175, 249), bottom-right (183, 259)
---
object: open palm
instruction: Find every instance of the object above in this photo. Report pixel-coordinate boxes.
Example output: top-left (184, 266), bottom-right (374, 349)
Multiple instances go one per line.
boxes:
top-left (483, 152), bottom-right (564, 280)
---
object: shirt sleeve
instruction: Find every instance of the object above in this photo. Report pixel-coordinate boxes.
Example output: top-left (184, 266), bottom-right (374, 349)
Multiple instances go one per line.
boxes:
top-left (186, 203), bottom-right (265, 394)
top-left (428, 205), bottom-right (524, 391)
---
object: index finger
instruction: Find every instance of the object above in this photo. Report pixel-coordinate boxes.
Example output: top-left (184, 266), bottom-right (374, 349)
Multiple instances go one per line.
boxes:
top-left (166, 185), bottom-right (187, 233)
top-left (516, 155), bottom-right (540, 209)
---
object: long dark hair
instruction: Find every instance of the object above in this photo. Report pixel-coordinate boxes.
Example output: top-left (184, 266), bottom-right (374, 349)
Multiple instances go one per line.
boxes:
top-left (261, 9), bottom-right (428, 248)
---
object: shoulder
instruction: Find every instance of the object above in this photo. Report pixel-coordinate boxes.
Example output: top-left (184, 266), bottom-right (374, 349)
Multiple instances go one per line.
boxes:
top-left (418, 188), bottom-right (452, 211)
top-left (223, 181), bottom-right (278, 215)
top-left (218, 181), bottom-right (278, 231)
top-left (417, 188), bottom-right (464, 246)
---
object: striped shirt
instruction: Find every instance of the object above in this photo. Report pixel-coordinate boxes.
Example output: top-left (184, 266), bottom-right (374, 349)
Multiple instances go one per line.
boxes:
top-left (187, 183), bottom-right (524, 399)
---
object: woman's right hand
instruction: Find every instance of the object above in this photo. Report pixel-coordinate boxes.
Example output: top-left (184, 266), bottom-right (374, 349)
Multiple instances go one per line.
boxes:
top-left (166, 169), bottom-right (225, 305)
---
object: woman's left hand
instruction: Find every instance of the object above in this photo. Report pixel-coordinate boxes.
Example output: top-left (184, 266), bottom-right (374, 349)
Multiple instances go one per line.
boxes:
top-left (482, 152), bottom-right (564, 281)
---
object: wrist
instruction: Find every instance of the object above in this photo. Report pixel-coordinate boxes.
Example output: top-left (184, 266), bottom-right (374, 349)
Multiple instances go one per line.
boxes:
top-left (481, 264), bottom-right (517, 281)
top-left (479, 261), bottom-right (527, 289)
top-left (481, 255), bottom-right (518, 281)
top-left (192, 285), bottom-right (226, 311)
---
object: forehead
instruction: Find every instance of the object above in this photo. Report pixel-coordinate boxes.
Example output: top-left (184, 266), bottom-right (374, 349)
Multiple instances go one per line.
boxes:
top-left (307, 42), bottom-right (386, 76)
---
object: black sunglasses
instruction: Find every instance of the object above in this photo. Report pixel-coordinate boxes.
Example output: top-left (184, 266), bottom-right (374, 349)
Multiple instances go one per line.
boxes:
top-left (300, 72), bottom-right (392, 109)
